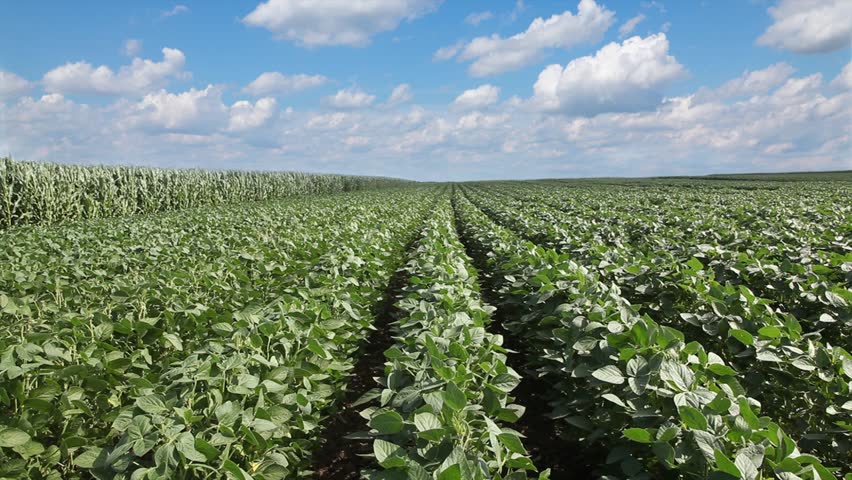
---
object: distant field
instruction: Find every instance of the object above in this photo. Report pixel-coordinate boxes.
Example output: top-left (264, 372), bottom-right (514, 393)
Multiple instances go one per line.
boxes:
top-left (703, 170), bottom-right (852, 181)
top-left (0, 166), bottom-right (850, 479)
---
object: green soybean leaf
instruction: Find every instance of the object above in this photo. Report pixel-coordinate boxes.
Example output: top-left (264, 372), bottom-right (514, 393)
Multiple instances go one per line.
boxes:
top-left (757, 326), bottom-right (781, 339)
top-left (491, 373), bottom-right (520, 393)
top-left (72, 447), bottom-right (104, 469)
top-left (414, 412), bottom-right (442, 432)
top-left (497, 433), bottom-right (526, 454)
top-left (222, 459), bottom-right (253, 480)
top-left (652, 442), bottom-right (675, 468)
top-left (734, 452), bottom-right (759, 480)
top-left (686, 257), bottom-right (704, 271)
top-left (194, 437), bottom-right (220, 461)
top-left (373, 439), bottom-right (403, 464)
top-left (678, 406), bottom-right (708, 431)
top-left (714, 449), bottom-right (741, 477)
top-left (438, 464), bottom-right (461, 480)
top-left (0, 428), bottom-right (30, 448)
top-left (708, 364), bottom-right (737, 376)
top-left (730, 329), bottom-right (754, 346)
top-left (370, 411), bottom-right (404, 434)
top-left (738, 398), bottom-right (760, 429)
top-left (623, 428), bottom-right (653, 443)
top-left (591, 365), bottom-right (625, 385)
top-left (175, 433), bottom-right (207, 463)
top-left (444, 382), bottom-right (466, 411)
top-left (135, 395), bottom-right (167, 415)
top-left (162, 333), bottom-right (183, 351)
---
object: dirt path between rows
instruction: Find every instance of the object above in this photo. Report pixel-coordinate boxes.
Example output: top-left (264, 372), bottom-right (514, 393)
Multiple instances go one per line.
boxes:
top-left (452, 190), bottom-right (604, 480)
top-left (308, 243), bottom-right (414, 479)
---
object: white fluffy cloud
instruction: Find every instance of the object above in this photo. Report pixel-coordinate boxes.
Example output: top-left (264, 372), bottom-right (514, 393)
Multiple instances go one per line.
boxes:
top-left (443, 0), bottom-right (615, 76)
top-left (453, 84), bottom-right (500, 110)
top-left (43, 48), bottom-right (187, 96)
top-left (3, 52), bottom-right (849, 180)
top-left (0, 70), bottom-right (31, 98)
top-left (126, 85), bottom-right (228, 132)
top-left (831, 62), bottom-right (852, 90)
top-left (456, 111), bottom-right (509, 130)
top-left (242, 0), bottom-right (441, 47)
top-left (618, 14), bottom-right (645, 38)
top-left (9, 93), bottom-right (84, 120)
top-left (532, 33), bottom-right (685, 116)
top-left (713, 62), bottom-right (796, 99)
top-left (242, 72), bottom-right (328, 96)
top-left (757, 0), bottom-right (852, 53)
top-left (123, 39), bottom-right (142, 56)
top-left (323, 87), bottom-right (376, 109)
top-left (228, 97), bottom-right (278, 132)
top-left (387, 84), bottom-right (413, 105)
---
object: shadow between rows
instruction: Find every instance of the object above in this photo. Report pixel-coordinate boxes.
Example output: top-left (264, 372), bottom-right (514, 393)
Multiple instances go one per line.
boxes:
top-left (451, 192), bottom-right (605, 480)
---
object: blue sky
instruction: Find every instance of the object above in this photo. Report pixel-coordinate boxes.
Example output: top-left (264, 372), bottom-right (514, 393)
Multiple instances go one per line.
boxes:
top-left (1, 0), bottom-right (850, 180)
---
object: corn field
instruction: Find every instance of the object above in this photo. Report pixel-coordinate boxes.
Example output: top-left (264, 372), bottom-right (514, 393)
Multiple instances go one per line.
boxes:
top-left (0, 157), bottom-right (409, 228)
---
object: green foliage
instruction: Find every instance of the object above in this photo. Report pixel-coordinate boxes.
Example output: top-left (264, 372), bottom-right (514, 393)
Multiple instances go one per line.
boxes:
top-left (461, 180), bottom-right (851, 467)
top-left (0, 156), bottom-right (411, 228)
top-left (0, 174), bottom-right (848, 480)
top-left (0, 187), bottom-right (434, 479)
top-left (453, 187), bottom-right (848, 479)
top-left (362, 199), bottom-right (541, 479)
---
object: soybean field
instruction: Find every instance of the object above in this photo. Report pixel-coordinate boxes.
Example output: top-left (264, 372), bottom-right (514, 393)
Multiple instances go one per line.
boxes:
top-left (0, 168), bottom-right (850, 480)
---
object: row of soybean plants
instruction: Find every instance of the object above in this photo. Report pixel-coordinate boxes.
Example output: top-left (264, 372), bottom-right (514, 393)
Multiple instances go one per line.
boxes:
top-left (489, 180), bottom-right (850, 344)
top-left (359, 197), bottom-right (545, 479)
top-left (453, 191), bottom-right (845, 480)
top-left (0, 157), bottom-right (411, 228)
top-left (473, 181), bottom-right (852, 457)
top-left (0, 187), bottom-right (437, 479)
top-left (463, 184), bottom-right (851, 466)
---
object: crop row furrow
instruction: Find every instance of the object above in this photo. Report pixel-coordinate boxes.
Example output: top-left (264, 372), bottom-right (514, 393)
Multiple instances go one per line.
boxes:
top-left (453, 190), bottom-right (843, 479)
top-left (463, 186), bottom-right (851, 464)
top-left (360, 197), bottom-right (542, 479)
top-left (0, 188), bottom-right (436, 479)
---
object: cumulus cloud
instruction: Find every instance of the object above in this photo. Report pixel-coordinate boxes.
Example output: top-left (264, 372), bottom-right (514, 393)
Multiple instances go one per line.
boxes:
top-left (465, 11), bottom-right (493, 26)
top-left (831, 62), bottom-right (852, 90)
top-left (456, 111), bottom-right (509, 130)
top-left (43, 48), bottom-right (187, 96)
top-left (712, 62), bottom-right (796, 99)
top-left (532, 33), bottom-right (685, 116)
top-left (242, 0), bottom-right (442, 47)
top-left (618, 14), bottom-right (645, 38)
top-left (0, 70), bottom-right (31, 98)
top-left (306, 111), bottom-right (354, 130)
top-left (453, 84), bottom-right (500, 110)
top-left (2, 54), bottom-right (848, 180)
top-left (242, 72), bottom-right (328, 96)
top-left (10, 93), bottom-right (84, 120)
top-left (757, 0), bottom-right (852, 53)
top-left (323, 87), bottom-right (376, 109)
top-left (126, 85), bottom-right (228, 132)
top-left (387, 83), bottom-right (413, 105)
top-left (161, 5), bottom-right (189, 18)
top-left (228, 97), bottom-right (278, 131)
top-left (123, 39), bottom-right (142, 56)
top-left (443, 0), bottom-right (615, 76)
